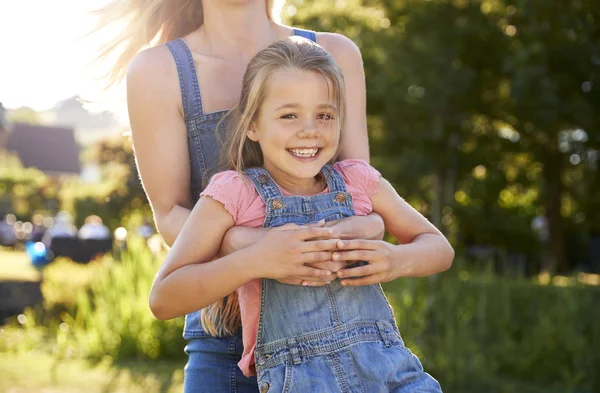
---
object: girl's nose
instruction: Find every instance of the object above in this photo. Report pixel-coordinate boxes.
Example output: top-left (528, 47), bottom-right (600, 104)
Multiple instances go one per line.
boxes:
top-left (298, 121), bottom-right (318, 138)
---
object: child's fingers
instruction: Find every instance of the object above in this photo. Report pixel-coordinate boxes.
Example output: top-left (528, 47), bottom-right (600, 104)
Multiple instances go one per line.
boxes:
top-left (297, 266), bottom-right (333, 278)
top-left (336, 239), bottom-right (380, 250)
top-left (300, 238), bottom-right (340, 252)
top-left (332, 250), bottom-right (375, 261)
top-left (300, 251), bottom-right (335, 264)
top-left (336, 264), bottom-right (376, 279)
top-left (340, 273), bottom-right (385, 287)
top-left (305, 219), bottom-right (326, 228)
top-left (300, 281), bottom-right (331, 287)
top-left (307, 260), bottom-right (345, 272)
top-left (277, 275), bottom-right (332, 285)
top-left (296, 226), bottom-right (332, 240)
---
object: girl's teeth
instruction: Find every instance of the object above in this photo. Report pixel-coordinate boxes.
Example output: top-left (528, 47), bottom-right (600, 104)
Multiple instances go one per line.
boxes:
top-left (290, 148), bottom-right (318, 157)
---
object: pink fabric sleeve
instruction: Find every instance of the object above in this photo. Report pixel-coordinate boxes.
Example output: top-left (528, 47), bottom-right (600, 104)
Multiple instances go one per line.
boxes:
top-left (200, 171), bottom-right (256, 223)
top-left (334, 159), bottom-right (381, 197)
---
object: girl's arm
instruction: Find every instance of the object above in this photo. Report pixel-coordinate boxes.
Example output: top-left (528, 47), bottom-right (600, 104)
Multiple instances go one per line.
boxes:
top-left (149, 197), bottom-right (339, 320)
top-left (333, 178), bottom-right (454, 286)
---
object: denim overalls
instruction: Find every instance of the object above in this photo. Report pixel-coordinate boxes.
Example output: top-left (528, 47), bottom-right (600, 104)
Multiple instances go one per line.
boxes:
top-left (244, 166), bottom-right (442, 393)
top-left (165, 28), bottom-right (318, 393)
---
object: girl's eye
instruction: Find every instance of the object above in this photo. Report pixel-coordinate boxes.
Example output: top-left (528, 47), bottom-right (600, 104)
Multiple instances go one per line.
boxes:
top-left (318, 113), bottom-right (334, 120)
top-left (280, 114), bottom-right (297, 120)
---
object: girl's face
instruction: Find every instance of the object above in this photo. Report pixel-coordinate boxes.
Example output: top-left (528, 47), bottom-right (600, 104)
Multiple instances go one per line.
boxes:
top-left (247, 68), bottom-right (341, 191)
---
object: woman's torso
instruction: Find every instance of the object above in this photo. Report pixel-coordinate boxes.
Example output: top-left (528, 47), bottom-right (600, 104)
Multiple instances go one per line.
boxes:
top-left (164, 28), bottom-right (319, 338)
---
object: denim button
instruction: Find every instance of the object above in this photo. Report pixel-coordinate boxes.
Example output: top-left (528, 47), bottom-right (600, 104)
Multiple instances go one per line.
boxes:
top-left (260, 383), bottom-right (270, 393)
top-left (334, 192), bottom-right (347, 203)
top-left (271, 199), bottom-right (284, 209)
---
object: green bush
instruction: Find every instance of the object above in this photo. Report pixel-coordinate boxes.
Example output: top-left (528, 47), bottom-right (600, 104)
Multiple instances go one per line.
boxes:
top-left (2, 243), bottom-right (598, 392)
top-left (64, 238), bottom-right (185, 361)
top-left (384, 262), bottom-right (600, 392)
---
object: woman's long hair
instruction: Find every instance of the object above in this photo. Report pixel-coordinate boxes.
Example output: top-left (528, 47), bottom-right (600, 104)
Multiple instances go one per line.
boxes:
top-left (91, 0), bottom-right (283, 89)
top-left (200, 37), bottom-right (346, 336)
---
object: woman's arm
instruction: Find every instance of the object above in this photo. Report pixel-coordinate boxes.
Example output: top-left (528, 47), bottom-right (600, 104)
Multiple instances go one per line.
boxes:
top-left (318, 33), bottom-right (370, 162)
top-left (334, 178), bottom-right (454, 286)
top-left (127, 47), bottom-right (193, 247)
top-left (324, 213), bottom-right (384, 241)
top-left (150, 197), bottom-right (340, 320)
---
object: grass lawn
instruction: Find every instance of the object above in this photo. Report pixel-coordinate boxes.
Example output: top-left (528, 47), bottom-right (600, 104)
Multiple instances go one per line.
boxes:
top-left (0, 352), bottom-right (185, 393)
top-left (0, 249), bottom-right (40, 282)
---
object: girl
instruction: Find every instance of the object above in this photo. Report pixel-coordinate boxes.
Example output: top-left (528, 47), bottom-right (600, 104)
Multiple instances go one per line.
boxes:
top-left (150, 37), bottom-right (453, 392)
top-left (94, 1), bottom-right (387, 390)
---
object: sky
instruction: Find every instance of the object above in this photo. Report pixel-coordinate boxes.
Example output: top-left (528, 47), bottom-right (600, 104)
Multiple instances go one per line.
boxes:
top-left (0, 0), bottom-right (123, 115)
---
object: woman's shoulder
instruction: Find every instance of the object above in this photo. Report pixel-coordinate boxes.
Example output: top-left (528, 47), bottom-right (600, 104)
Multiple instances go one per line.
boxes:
top-left (126, 44), bottom-right (178, 90)
top-left (314, 32), bottom-right (362, 63)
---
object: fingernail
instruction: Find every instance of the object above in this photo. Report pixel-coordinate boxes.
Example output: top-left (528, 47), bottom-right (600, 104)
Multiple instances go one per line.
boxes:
top-left (338, 241), bottom-right (345, 247)
top-left (332, 253), bottom-right (338, 259)
top-left (302, 282), bottom-right (309, 286)
top-left (337, 271), bottom-right (344, 277)
top-left (341, 280), bottom-right (347, 286)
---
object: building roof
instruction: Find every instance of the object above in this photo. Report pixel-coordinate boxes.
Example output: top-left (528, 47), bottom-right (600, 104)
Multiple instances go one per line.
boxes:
top-left (4, 123), bottom-right (81, 175)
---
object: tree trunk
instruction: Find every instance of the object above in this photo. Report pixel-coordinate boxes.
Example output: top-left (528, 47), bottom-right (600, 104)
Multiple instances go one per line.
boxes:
top-left (541, 149), bottom-right (567, 274)
top-left (432, 114), bottom-right (444, 229)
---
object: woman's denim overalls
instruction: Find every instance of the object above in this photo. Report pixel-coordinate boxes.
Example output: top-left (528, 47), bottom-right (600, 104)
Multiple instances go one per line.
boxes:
top-left (165, 28), bottom-right (318, 393)
top-left (244, 166), bottom-right (442, 393)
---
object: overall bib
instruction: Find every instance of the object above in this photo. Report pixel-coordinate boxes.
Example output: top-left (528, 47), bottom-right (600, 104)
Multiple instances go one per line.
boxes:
top-left (244, 166), bottom-right (442, 393)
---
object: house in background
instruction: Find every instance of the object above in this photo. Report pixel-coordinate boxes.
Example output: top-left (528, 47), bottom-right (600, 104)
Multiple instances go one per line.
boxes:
top-left (3, 122), bottom-right (81, 176)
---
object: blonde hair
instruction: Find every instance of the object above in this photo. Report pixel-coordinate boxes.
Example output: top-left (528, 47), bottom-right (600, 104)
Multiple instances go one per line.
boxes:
top-left (201, 37), bottom-right (346, 336)
top-left (91, 0), bottom-right (284, 89)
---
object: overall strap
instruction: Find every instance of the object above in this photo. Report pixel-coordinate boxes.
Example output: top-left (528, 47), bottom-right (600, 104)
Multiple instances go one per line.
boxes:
top-left (165, 38), bottom-right (205, 119)
top-left (321, 164), bottom-right (348, 193)
top-left (245, 167), bottom-right (284, 204)
top-left (293, 28), bottom-right (317, 42)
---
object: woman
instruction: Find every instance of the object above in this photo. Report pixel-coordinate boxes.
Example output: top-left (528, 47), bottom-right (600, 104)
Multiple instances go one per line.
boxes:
top-left (94, 1), bottom-right (389, 391)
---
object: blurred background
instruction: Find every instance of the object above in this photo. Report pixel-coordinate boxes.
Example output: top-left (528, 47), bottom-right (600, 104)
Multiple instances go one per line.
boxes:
top-left (0, 0), bottom-right (598, 392)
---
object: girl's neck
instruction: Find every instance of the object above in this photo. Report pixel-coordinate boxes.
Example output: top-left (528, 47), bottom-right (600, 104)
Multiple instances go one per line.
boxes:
top-left (266, 168), bottom-right (328, 197)
top-left (198, 2), bottom-right (284, 60)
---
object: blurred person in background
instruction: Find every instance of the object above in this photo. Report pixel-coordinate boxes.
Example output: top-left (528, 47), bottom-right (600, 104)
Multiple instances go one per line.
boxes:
top-left (41, 211), bottom-right (77, 248)
top-left (78, 215), bottom-right (110, 240)
top-left (29, 213), bottom-right (47, 243)
top-left (92, 1), bottom-right (388, 391)
top-left (0, 213), bottom-right (18, 247)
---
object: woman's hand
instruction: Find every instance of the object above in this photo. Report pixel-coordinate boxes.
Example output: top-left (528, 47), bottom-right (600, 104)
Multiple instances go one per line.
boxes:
top-left (247, 223), bottom-right (341, 283)
top-left (325, 213), bottom-right (384, 240)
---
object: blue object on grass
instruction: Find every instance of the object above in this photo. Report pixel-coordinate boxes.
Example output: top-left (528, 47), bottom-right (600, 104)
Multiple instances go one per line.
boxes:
top-left (25, 241), bottom-right (52, 268)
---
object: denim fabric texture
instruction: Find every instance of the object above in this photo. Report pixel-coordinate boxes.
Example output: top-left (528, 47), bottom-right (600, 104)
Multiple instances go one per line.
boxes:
top-left (244, 166), bottom-right (443, 393)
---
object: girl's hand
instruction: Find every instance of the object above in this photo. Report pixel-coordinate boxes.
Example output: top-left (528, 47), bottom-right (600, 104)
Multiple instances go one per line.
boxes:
top-left (295, 214), bottom-right (385, 286)
top-left (332, 239), bottom-right (399, 286)
top-left (249, 223), bottom-right (341, 282)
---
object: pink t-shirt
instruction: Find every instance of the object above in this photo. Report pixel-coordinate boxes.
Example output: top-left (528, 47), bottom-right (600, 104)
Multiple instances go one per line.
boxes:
top-left (200, 159), bottom-right (381, 377)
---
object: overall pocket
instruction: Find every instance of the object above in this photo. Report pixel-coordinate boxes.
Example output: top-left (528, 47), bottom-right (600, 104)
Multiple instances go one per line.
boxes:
top-left (257, 361), bottom-right (293, 393)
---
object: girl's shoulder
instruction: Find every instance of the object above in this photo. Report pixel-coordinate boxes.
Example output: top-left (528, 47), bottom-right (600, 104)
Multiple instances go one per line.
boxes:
top-left (333, 159), bottom-right (381, 197)
top-left (200, 171), bottom-right (259, 222)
